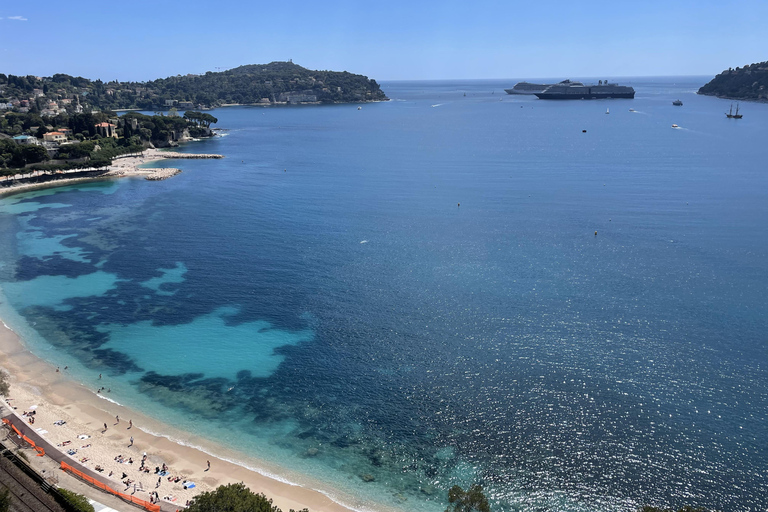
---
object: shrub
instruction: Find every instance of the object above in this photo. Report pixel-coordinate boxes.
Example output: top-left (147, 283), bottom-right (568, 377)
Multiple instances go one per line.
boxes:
top-left (55, 488), bottom-right (95, 512)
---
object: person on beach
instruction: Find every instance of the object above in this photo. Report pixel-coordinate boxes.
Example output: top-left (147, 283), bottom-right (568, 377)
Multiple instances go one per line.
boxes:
top-left (103, 423), bottom-right (107, 432)
top-left (156, 477), bottom-right (161, 488)
top-left (206, 460), bottom-right (210, 471)
top-left (128, 419), bottom-right (132, 429)
top-left (115, 415), bottom-right (119, 424)
top-left (129, 436), bottom-right (133, 447)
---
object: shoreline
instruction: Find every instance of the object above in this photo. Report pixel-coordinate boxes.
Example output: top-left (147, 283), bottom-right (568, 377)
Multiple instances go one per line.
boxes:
top-left (0, 316), bottom-right (380, 512)
top-left (0, 151), bottom-right (401, 512)
top-left (0, 148), bottom-right (222, 197)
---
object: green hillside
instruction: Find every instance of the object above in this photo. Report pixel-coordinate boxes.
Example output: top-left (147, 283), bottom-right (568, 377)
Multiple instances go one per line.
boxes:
top-left (698, 61), bottom-right (768, 101)
top-left (0, 61), bottom-right (387, 111)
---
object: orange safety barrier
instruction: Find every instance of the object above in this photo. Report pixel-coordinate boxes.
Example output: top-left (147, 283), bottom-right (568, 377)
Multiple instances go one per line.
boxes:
top-left (60, 461), bottom-right (161, 512)
top-left (2, 418), bottom-right (45, 456)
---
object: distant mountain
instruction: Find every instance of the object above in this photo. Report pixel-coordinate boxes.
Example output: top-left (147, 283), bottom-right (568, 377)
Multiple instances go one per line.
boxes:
top-left (698, 61), bottom-right (768, 101)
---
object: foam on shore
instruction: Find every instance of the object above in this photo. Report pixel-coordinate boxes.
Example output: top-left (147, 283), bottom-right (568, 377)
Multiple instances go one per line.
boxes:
top-left (0, 305), bottom-right (392, 512)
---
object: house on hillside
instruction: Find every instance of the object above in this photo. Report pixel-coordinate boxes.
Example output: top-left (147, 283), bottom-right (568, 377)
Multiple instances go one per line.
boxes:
top-left (12, 135), bottom-right (39, 145)
top-left (43, 132), bottom-right (67, 144)
top-left (95, 122), bottom-right (118, 138)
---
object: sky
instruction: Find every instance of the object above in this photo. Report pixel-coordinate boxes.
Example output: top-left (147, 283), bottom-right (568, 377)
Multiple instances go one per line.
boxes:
top-left (0, 0), bottom-right (766, 82)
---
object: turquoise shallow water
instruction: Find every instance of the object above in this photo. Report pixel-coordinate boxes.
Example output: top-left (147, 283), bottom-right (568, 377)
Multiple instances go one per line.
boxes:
top-left (0, 78), bottom-right (767, 512)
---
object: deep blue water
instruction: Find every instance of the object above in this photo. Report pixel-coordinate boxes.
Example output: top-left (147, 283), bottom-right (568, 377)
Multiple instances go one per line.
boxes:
top-left (1, 77), bottom-right (767, 512)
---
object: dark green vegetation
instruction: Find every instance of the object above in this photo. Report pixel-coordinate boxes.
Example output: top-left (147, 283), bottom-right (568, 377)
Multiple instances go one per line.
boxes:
top-left (0, 61), bottom-right (386, 111)
top-left (0, 371), bottom-right (9, 396)
top-left (184, 483), bottom-right (308, 512)
top-left (54, 489), bottom-right (95, 512)
top-left (0, 110), bottom-right (216, 174)
top-left (445, 485), bottom-right (491, 512)
top-left (698, 61), bottom-right (768, 101)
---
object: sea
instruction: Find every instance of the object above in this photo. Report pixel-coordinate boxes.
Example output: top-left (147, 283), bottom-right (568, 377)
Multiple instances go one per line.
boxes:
top-left (0, 77), bottom-right (766, 512)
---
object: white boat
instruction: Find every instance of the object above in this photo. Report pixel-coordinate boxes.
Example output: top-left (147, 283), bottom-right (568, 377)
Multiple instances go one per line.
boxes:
top-left (605, 108), bottom-right (609, 114)
top-left (672, 124), bottom-right (679, 128)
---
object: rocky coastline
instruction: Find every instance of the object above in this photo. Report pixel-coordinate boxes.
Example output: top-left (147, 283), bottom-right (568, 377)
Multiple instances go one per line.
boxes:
top-left (0, 149), bottom-right (223, 195)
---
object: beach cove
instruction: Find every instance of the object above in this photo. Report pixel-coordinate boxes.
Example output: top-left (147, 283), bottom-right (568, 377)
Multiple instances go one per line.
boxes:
top-left (0, 318), bottom-right (377, 512)
top-left (0, 142), bottom-right (388, 512)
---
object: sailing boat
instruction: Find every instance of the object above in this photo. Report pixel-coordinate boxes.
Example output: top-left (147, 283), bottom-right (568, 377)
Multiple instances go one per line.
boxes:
top-left (726, 103), bottom-right (743, 119)
top-left (605, 108), bottom-right (609, 114)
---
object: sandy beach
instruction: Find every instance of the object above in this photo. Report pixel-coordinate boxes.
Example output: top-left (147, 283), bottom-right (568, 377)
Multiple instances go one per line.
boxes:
top-left (0, 319), bottom-right (370, 512)
top-left (0, 152), bottom-right (384, 512)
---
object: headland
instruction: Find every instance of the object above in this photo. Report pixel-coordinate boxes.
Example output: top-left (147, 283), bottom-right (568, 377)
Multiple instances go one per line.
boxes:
top-left (698, 61), bottom-right (768, 102)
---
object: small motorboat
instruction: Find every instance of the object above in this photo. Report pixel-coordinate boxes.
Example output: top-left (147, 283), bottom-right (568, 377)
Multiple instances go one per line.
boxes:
top-left (671, 124), bottom-right (679, 128)
top-left (673, 100), bottom-right (683, 106)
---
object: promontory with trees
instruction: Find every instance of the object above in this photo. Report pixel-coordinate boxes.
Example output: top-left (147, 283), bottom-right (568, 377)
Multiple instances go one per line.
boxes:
top-left (0, 109), bottom-right (218, 175)
top-left (0, 61), bottom-right (387, 113)
top-left (698, 60), bottom-right (768, 101)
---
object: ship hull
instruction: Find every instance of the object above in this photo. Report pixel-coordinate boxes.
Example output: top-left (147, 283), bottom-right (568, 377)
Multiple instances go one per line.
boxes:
top-left (505, 83), bottom-right (550, 95)
top-left (535, 91), bottom-right (635, 99)
top-left (505, 88), bottom-right (545, 95)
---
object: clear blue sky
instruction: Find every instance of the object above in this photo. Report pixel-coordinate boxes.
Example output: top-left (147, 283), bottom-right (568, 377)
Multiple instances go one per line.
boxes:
top-left (1, 0), bottom-right (765, 82)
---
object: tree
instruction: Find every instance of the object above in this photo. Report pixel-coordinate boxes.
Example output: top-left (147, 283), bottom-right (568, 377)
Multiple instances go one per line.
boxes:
top-left (0, 371), bottom-right (9, 396)
top-left (21, 145), bottom-right (49, 164)
top-left (446, 484), bottom-right (491, 512)
top-left (55, 488), bottom-right (94, 512)
top-left (185, 483), bottom-right (279, 512)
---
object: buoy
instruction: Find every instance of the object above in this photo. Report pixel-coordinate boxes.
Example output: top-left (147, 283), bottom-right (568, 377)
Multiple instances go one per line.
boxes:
top-left (457, 203), bottom-right (460, 207)
top-left (284, 169), bottom-right (286, 172)
top-left (582, 130), bottom-right (587, 133)
top-left (594, 231), bottom-right (598, 236)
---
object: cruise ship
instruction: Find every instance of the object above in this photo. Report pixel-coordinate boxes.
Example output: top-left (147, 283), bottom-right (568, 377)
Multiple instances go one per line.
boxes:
top-left (535, 80), bottom-right (635, 99)
top-left (504, 80), bottom-right (578, 95)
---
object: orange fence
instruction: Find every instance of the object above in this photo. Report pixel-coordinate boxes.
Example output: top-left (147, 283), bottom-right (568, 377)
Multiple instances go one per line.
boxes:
top-left (60, 461), bottom-right (161, 512)
top-left (2, 418), bottom-right (45, 456)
